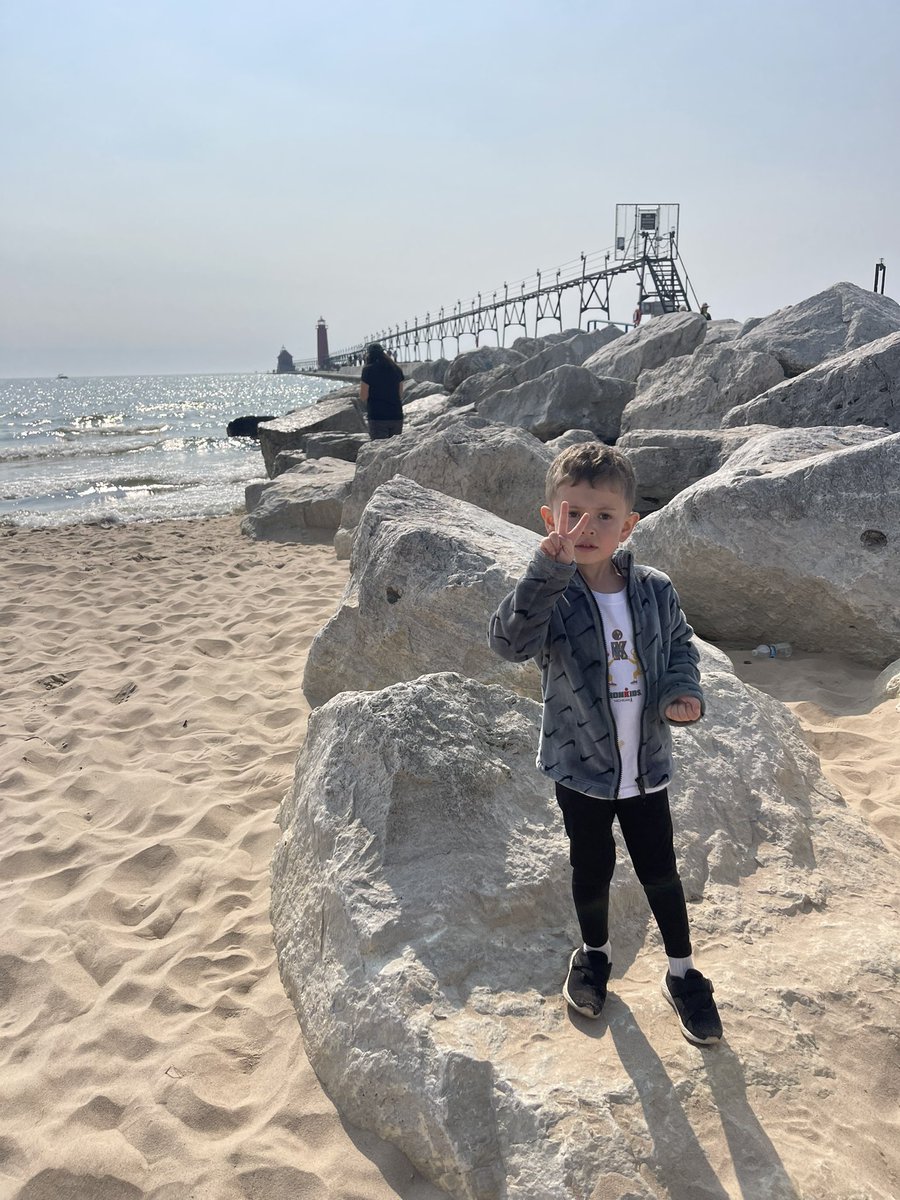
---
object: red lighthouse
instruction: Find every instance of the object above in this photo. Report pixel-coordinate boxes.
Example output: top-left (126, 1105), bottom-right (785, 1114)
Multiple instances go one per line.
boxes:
top-left (316, 317), bottom-right (330, 369)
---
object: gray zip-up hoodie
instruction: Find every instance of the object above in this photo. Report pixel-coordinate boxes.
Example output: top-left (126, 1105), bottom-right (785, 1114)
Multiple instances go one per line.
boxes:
top-left (489, 546), bottom-right (704, 799)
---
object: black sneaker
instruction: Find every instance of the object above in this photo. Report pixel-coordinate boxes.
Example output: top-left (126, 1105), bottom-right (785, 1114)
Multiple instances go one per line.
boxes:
top-left (662, 969), bottom-right (723, 1045)
top-left (563, 948), bottom-right (611, 1018)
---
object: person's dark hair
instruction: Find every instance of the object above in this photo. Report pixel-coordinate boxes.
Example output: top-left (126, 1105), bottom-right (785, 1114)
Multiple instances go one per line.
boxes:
top-left (365, 342), bottom-right (387, 365)
top-left (545, 442), bottom-right (636, 509)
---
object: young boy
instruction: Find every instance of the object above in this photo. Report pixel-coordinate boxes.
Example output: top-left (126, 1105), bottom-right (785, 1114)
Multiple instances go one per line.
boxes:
top-left (489, 443), bottom-right (722, 1046)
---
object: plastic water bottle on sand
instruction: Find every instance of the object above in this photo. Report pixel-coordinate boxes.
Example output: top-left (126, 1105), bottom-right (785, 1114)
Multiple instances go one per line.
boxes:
top-left (752, 643), bottom-right (793, 658)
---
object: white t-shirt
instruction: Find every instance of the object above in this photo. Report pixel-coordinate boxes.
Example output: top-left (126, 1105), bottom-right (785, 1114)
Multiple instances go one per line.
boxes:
top-left (591, 588), bottom-right (667, 799)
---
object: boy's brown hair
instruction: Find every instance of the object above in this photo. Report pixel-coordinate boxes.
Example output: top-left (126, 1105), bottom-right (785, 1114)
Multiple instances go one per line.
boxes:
top-left (545, 442), bottom-right (636, 509)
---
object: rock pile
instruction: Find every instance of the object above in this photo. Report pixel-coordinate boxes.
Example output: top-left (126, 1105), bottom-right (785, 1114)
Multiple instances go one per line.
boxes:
top-left (721, 329), bottom-right (900, 431)
top-left (582, 310), bottom-right (708, 382)
top-left (273, 667), bottom-right (897, 1200)
top-left (735, 280), bottom-right (900, 374)
top-left (477, 365), bottom-right (633, 442)
top-left (242, 457), bottom-right (354, 540)
top-left (257, 394), bottom-right (365, 477)
top-left (259, 281), bottom-right (900, 1199)
top-left (449, 326), bottom-right (621, 409)
top-left (620, 343), bottom-right (785, 431)
top-left (332, 417), bottom-right (554, 559)
top-left (244, 285), bottom-right (900, 669)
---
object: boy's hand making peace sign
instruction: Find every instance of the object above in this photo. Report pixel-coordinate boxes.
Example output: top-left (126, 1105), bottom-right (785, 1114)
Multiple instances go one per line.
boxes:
top-left (539, 500), bottom-right (590, 565)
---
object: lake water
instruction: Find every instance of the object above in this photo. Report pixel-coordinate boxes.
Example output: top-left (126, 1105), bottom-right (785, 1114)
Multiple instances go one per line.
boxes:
top-left (0, 373), bottom-right (336, 528)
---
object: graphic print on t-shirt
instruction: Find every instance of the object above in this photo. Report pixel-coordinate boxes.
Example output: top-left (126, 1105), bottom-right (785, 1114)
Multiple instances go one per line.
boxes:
top-left (592, 590), bottom-right (653, 798)
top-left (609, 629), bottom-right (629, 661)
top-left (606, 624), bottom-right (642, 702)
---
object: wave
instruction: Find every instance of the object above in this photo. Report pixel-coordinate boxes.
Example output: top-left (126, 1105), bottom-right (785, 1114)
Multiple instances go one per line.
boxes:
top-left (75, 480), bottom-right (182, 497)
top-left (71, 412), bottom-right (126, 426)
top-left (0, 434), bottom-right (233, 464)
top-left (1, 475), bottom-right (254, 529)
top-left (51, 422), bottom-right (170, 436)
top-left (0, 441), bottom-right (159, 464)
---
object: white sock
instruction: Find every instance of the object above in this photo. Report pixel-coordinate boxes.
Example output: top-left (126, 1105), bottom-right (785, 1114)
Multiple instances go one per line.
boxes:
top-left (667, 954), bottom-right (695, 978)
top-left (584, 940), bottom-right (611, 960)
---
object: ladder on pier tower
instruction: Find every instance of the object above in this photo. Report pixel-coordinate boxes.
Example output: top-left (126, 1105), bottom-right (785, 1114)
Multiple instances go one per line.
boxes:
top-left (644, 253), bottom-right (691, 313)
top-left (615, 203), bottom-right (695, 315)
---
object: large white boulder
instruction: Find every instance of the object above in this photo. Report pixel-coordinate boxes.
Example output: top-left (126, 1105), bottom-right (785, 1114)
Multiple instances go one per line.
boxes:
top-left (628, 432), bottom-right (900, 666)
top-left (511, 335), bottom-right (548, 357)
top-left (402, 394), bottom-right (471, 427)
top-left (241, 457), bottom-right (354, 540)
top-left (617, 426), bottom-right (775, 514)
top-left (280, 430), bottom-right (368, 466)
top-left (271, 669), bottom-right (896, 1200)
top-left (720, 424), bottom-right (890, 472)
top-left (701, 318), bottom-right (742, 346)
top-left (541, 327), bottom-right (583, 344)
top-left (736, 281), bottom-right (900, 376)
top-left (452, 327), bottom-right (623, 409)
top-left (582, 312), bottom-right (707, 383)
top-left (304, 476), bottom-right (542, 707)
top-left (618, 424), bottom-right (888, 515)
top-left (544, 428), bottom-right (596, 453)
top-left (621, 344), bottom-right (785, 431)
top-left (332, 417), bottom-right (552, 559)
top-left (406, 358), bottom-right (450, 386)
top-left (401, 379), bottom-right (449, 405)
top-left (477, 364), bottom-right (634, 441)
top-left (540, 325), bottom-right (621, 361)
top-left (270, 451), bottom-right (306, 477)
top-left (721, 330), bottom-right (900, 432)
top-left (257, 398), bottom-right (365, 477)
top-left (444, 345), bottom-right (525, 392)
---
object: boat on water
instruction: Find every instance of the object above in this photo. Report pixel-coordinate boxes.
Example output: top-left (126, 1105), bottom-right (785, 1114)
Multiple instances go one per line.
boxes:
top-left (57, 373), bottom-right (68, 379)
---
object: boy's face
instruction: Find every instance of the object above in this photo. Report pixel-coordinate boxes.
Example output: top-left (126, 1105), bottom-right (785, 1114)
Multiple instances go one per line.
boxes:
top-left (541, 480), bottom-right (639, 568)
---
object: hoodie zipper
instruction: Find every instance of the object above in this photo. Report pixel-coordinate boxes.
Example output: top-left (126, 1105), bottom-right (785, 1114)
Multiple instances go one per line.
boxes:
top-left (614, 550), bottom-right (652, 795)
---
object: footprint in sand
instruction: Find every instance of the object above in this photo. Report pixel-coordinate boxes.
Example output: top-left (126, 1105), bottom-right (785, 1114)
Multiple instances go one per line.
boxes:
top-left (193, 637), bottom-right (233, 658)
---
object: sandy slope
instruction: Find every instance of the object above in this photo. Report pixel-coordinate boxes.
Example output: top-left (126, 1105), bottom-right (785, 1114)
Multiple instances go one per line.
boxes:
top-left (1, 517), bottom-right (897, 1200)
top-left (0, 517), bottom-right (443, 1200)
top-left (727, 649), bottom-right (900, 854)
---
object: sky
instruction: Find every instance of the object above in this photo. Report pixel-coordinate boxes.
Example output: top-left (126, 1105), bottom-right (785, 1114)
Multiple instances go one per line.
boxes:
top-left (2, 0), bottom-right (899, 377)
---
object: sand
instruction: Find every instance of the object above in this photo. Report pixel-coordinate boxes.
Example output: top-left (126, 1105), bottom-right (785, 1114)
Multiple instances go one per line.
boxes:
top-left (727, 648), bottom-right (900, 854)
top-left (1, 516), bottom-right (897, 1199)
top-left (0, 517), bottom-right (443, 1200)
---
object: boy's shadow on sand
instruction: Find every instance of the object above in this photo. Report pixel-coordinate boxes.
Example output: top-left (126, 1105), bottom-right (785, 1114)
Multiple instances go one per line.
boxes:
top-left (571, 996), bottom-right (801, 1200)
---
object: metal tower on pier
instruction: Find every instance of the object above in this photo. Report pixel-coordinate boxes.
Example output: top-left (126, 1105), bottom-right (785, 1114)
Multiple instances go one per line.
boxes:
top-left (615, 203), bottom-right (691, 318)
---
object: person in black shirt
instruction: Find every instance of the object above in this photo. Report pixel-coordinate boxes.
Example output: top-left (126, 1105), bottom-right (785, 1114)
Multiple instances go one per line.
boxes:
top-left (360, 343), bottom-right (405, 439)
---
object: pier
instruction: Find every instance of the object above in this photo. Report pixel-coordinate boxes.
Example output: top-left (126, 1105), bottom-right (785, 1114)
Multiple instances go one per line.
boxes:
top-left (295, 204), bottom-right (698, 371)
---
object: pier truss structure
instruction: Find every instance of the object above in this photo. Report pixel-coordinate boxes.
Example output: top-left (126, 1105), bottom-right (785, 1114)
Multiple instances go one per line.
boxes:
top-left (296, 204), bottom-right (699, 369)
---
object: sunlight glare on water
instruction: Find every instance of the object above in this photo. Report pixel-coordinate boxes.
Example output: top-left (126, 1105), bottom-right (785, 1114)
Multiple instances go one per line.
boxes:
top-left (0, 372), bottom-right (339, 527)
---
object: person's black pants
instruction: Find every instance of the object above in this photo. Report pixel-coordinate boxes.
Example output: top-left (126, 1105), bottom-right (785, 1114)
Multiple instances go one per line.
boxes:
top-left (367, 418), bottom-right (403, 440)
top-left (555, 781), bottom-right (692, 958)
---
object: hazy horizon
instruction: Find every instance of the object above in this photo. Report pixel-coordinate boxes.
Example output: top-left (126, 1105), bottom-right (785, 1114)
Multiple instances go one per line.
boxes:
top-left (3, 0), bottom-right (898, 378)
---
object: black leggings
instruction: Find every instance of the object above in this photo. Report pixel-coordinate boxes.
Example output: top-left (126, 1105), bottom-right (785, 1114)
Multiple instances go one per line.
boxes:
top-left (555, 781), bottom-right (692, 958)
top-left (367, 418), bottom-right (403, 440)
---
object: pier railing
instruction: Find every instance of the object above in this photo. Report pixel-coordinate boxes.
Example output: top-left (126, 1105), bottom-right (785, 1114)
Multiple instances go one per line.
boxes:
top-left (295, 234), bottom-right (698, 370)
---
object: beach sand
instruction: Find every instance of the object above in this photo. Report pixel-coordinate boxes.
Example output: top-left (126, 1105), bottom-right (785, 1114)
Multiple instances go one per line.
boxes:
top-left (0, 517), bottom-right (442, 1200)
top-left (727, 648), bottom-right (900, 855)
top-left (2, 516), bottom-right (897, 1198)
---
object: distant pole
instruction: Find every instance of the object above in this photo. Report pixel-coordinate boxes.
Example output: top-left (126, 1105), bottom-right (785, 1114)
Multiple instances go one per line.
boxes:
top-left (874, 259), bottom-right (886, 294)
